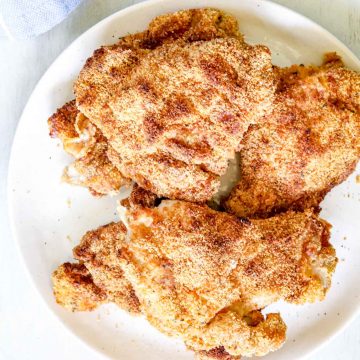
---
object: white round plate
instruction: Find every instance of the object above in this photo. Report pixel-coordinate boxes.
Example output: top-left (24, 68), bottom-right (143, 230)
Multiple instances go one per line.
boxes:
top-left (8, 0), bottom-right (360, 359)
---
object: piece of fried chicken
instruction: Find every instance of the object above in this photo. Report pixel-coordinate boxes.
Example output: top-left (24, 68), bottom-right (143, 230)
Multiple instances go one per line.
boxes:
top-left (48, 100), bottom-right (128, 196)
top-left (225, 54), bottom-right (360, 218)
top-left (52, 200), bottom-right (336, 357)
top-left (74, 8), bottom-right (276, 202)
top-left (122, 201), bottom-right (336, 357)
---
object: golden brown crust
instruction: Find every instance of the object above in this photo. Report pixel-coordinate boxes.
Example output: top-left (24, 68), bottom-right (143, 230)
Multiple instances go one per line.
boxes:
top-left (74, 8), bottom-right (276, 202)
top-left (48, 101), bottom-right (129, 195)
top-left (225, 54), bottom-right (360, 218)
top-left (62, 140), bottom-right (128, 197)
top-left (48, 100), bottom-right (79, 140)
top-left (52, 262), bottom-right (107, 311)
top-left (195, 346), bottom-right (241, 360)
top-left (119, 8), bottom-right (242, 50)
top-left (107, 147), bottom-right (220, 202)
top-left (187, 311), bottom-right (286, 357)
top-left (73, 222), bottom-right (141, 314)
top-left (120, 183), bottom-right (159, 209)
top-left (48, 101), bottom-right (98, 159)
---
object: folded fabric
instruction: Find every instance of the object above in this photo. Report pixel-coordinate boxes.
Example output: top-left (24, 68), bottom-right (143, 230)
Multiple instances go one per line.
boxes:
top-left (0, 0), bottom-right (83, 39)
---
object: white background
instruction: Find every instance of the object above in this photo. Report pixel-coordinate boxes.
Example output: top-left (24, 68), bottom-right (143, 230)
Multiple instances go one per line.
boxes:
top-left (1, 0), bottom-right (359, 359)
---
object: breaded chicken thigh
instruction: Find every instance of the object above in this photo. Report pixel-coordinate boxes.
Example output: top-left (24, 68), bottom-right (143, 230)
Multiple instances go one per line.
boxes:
top-left (52, 200), bottom-right (336, 357)
top-left (74, 8), bottom-right (276, 202)
top-left (225, 54), bottom-right (360, 218)
top-left (120, 201), bottom-right (336, 357)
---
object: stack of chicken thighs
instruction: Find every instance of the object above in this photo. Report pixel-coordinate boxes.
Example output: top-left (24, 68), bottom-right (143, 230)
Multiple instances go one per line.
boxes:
top-left (50, 9), bottom-right (360, 360)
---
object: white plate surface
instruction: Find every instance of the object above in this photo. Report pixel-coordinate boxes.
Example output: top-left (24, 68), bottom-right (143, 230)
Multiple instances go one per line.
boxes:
top-left (8, 0), bottom-right (360, 359)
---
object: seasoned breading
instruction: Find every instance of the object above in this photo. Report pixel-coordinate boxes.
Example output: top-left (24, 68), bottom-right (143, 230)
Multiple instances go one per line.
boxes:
top-left (74, 8), bottom-right (276, 202)
top-left (73, 222), bottom-right (141, 314)
top-left (52, 262), bottom-right (107, 311)
top-left (107, 146), bottom-right (219, 202)
top-left (120, 183), bottom-right (159, 209)
top-left (225, 54), bottom-right (360, 218)
top-left (185, 310), bottom-right (285, 357)
top-left (48, 100), bottom-right (79, 143)
top-left (62, 138), bottom-right (128, 197)
top-left (48, 101), bottom-right (128, 195)
top-left (195, 346), bottom-right (240, 360)
top-left (119, 8), bottom-right (242, 50)
top-left (118, 200), bottom-right (336, 356)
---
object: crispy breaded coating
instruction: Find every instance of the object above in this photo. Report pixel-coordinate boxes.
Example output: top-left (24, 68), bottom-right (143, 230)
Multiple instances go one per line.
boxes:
top-left (73, 222), bottom-right (140, 314)
top-left (107, 146), bottom-right (219, 202)
top-left (195, 346), bottom-right (240, 360)
top-left (119, 8), bottom-right (242, 50)
top-left (74, 9), bottom-right (276, 202)
top-left (186, 310), bottom-right (285, 357)
top-left (52, 262), bottom-right (107, 311)
top-left (62, 137), bottom-right (128, 197)
top-left (48, 101), bottom-right (128, 196)
top-left (48, 100), bottom-right (79, 142)
top-left (117, 200), bottom-right (336, 356)
top-left (120, 183), bottom-right (158, 209)
top-left (225, 54), bottom-right (360, 218)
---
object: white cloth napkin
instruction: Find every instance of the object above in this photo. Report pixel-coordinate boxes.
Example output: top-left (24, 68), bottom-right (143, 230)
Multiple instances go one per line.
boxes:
top-left (0, 0), bottom-right (83, 39)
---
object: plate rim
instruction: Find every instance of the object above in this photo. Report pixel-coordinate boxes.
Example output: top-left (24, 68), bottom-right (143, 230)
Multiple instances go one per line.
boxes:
top-left (7, 0), bottom-right (360, 359)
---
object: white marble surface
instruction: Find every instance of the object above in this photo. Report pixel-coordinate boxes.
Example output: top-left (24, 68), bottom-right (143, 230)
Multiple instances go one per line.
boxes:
top-left (0, 0), bottom-right (359, 359)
